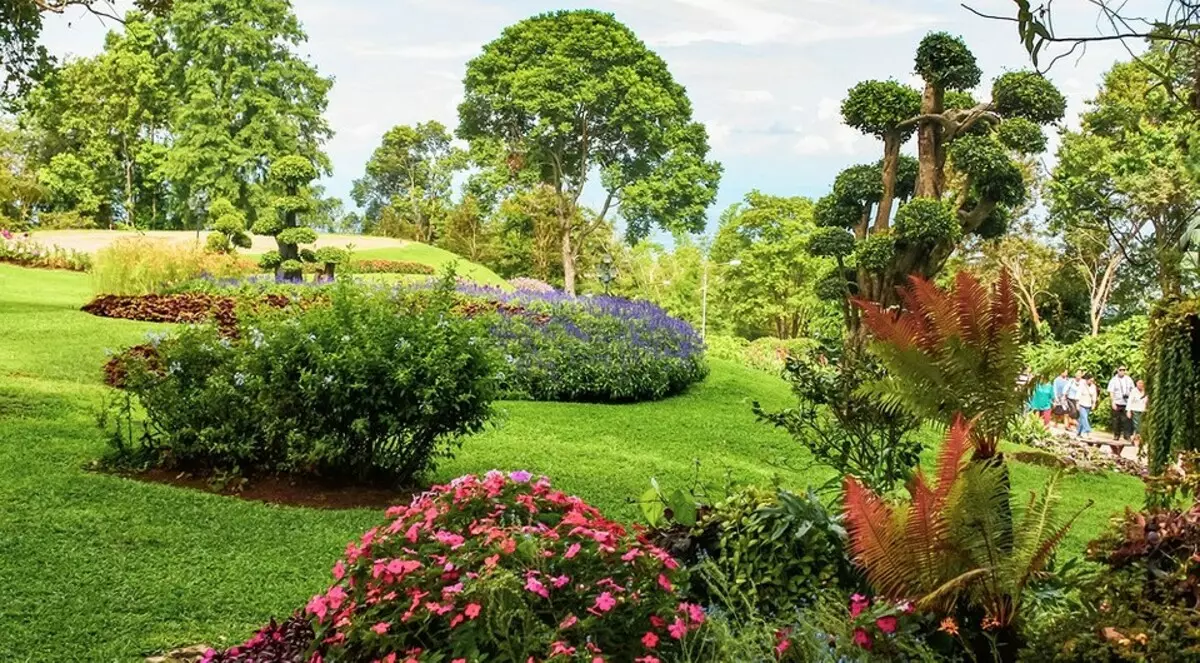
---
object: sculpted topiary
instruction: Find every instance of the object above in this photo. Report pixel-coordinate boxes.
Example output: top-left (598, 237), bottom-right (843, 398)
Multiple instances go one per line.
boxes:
top-left (254, 155), bottom-right (320, 280)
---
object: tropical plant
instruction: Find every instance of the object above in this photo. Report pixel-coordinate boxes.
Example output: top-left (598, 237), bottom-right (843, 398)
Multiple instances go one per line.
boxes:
top-left (1143, 297), bottom-right (1200, 475)
top-left (857, 270), bottom-right (1026, 459)
top-left (844, 418), bottom-right (1088, 661)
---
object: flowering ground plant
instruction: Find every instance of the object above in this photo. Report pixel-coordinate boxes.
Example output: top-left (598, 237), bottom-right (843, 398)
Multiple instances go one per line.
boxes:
top-left (0, 231), bottom-right (92, 271)
top-left (208, 472), bottom-right (699, 662)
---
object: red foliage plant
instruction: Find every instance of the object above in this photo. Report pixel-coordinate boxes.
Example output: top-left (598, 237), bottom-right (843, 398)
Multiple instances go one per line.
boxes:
top-left (854, 270), bottom-right (1026, 458)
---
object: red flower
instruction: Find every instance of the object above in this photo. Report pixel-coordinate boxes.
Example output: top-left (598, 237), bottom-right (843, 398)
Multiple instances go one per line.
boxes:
top-left (853, 627), bottom-right (873, 650)
top-left (876, 615), bottom-right (898, 634)
top-left (849, 593), bottom-right (869, 618)
top-left (641, 631), bottom-right (659, 649)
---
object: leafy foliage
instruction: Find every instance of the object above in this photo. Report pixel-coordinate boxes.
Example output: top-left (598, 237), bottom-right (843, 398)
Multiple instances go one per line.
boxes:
top-left (845, 419), bottom-right (1088, 656)
top-left (915, 32), bottom-right (983, 90)
top-left (208, 472), bottom-right (697, 662)
top-left (1144, 298), bottom-right (1200, 474)
top-left (756, 341), bottom-right (922, 494)
top-left (695, 486), bottom-right (856, 615)
top-left (105, 279), bottom-right (497, 484)
top-left (0, 230), bottom-right (91, 271)
top-left (894, 198), bottom-right (961, 246)
top-left (991, 71), bottom-right (1067, 124)
top-left (842, 80), bottom-right (922, 138)
top-left (857, 270), bottom-right (1025, 458)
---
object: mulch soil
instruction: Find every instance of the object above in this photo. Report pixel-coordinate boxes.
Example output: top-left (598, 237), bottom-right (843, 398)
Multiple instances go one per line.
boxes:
top-left (124, 468), bottom-right (414, 510)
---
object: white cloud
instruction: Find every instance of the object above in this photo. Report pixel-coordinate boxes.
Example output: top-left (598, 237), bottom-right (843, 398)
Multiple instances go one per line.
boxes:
top-left (816, 97), bottom-right (840, 121)
top-left (795, 135), bottom-right (831, 155)
top-left (728, 89), bottom-right (775, 104)
top-left (351, 41), bottom-right (481, 60)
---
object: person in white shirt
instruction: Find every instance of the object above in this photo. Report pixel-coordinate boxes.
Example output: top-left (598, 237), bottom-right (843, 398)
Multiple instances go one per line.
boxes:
top-left (1076, 374), bottom-right (1098, 439)
top-left (1108, 366), bottom-right (1136, 441)
top-left (1128, 379), bottom-right (1148, 444)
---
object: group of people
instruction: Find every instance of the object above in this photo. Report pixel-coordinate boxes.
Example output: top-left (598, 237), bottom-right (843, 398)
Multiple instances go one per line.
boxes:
top-left (1026, 366), bottom-right (1148, 444)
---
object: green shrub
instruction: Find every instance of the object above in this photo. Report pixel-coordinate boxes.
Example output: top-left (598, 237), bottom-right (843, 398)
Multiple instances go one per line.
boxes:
top-left (706, 334), bottom-right (813, 375)
top-left (108, 279), bottom-right (497, 483)
top-left (92, 237), bottom-right (252, 295)
top-left (694, 486), bottom-right (856, 615)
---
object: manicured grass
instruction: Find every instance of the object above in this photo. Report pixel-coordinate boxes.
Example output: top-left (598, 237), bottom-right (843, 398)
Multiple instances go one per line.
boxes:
top-left (0, 264), bottom-right (1145, 660)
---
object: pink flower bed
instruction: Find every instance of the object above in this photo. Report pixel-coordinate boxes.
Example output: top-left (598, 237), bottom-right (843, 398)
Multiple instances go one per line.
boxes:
top-left (204, 471), bottom-right (698, 662)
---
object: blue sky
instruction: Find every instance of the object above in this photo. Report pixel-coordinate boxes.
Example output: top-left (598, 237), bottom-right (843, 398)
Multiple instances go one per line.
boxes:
top-left (39, 0), bottom-right (1140, 235)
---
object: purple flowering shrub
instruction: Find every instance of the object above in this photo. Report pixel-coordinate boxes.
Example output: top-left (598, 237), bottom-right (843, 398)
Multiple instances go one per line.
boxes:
top-left (206, 472), bottom-right (700, 663)
top-left (459, 287), bottom-right (707, 403)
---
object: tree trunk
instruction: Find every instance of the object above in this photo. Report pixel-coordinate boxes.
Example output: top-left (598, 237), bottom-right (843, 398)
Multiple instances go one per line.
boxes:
top-left (561, 224), bottom-right (576, 295)
top-left (916, 82), bottom-right (944, 199)
top-left (875, 133), bottom-right (900, 230)
top-left (277, 184), bottom-right (301, 282)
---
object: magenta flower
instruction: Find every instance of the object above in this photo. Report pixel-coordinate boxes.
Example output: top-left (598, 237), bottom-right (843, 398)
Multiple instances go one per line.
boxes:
top-left (371, 622), bottom-right (389, 635)
top-left (565, 543), bottom-right (581, 559)
top-left (509, 470), bottom-right (533, 483)
top-left (641, 631), bottom-right (659, 648)
top-left (849, 593), bottom-right (869, 618)
top-left (593, 591), bottom-right (617, 613)
top-left (876, 615), bottom-right (899, 634)
top-left (525, 576), bottom-right (550, 598)
top-left (853, 627), bottom-right (873, 650)
top-left (667, 617), bottom-right (687, 640)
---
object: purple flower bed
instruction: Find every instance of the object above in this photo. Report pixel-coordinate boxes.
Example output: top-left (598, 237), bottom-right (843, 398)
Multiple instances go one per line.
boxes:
top-left (456, 285), bottom-right (708, 403)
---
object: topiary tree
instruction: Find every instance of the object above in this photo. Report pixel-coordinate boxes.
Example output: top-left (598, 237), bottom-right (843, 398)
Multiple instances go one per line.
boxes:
top-left (204, 198), bottom-right (251, 254)
top-left (254, 155), bottom-right (318, 281)
top-left (816, 32), bottom-right (1066, 323)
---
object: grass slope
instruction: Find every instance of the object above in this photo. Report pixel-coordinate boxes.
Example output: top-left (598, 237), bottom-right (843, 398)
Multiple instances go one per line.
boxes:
top-left (0, 264), bottom-right (1144, 660)
top-left (349, 245), bottom-right (508, 288)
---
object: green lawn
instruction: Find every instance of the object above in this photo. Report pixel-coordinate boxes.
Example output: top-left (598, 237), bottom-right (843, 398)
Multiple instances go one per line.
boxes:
top-left (0, 264), bottom-right (1145, 661)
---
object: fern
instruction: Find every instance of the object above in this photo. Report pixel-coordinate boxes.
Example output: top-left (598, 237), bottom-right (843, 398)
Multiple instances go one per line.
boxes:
top-left (855, 269), bottom-right (1030, 458)
top-left (844, 419), bottom-right (1087, 630)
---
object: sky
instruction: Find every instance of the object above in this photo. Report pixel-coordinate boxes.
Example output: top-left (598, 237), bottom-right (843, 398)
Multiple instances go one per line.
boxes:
top-left (37, 0), bottom-right (1146, 235)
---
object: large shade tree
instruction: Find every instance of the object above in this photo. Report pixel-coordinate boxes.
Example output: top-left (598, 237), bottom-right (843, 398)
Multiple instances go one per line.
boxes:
top-left (457, 9), bottom-right (722, 294)
top-left (809, 32), bottom-right (1065, 329)
top-left (351, 121), bottom-right (464, 242)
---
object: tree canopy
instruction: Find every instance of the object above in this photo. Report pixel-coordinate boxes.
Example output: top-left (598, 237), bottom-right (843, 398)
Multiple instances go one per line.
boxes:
top-left (457, 9), bottom-right (721, 294)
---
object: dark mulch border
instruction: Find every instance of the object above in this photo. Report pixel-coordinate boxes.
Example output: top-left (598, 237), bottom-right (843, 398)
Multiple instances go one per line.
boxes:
top-left (114, 468), bottom-right (414, 510)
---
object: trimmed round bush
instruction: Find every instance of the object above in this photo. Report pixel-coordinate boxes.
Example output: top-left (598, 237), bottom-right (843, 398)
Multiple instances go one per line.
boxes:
top-left (915, 32), bottom-right (981, 90)
top-left (992, 70), bottom-right (1067, 124)
top-left (853, 233), bottom-right (896, 273)
top-left (205, 472), bottom-right (698, 662)
top-left (470, 289), bottom-right (708, 403)
top-left (995, 117), bottom-right (1047, 155)
top-left (277, 226), bottom-right (318, 246)
top-left (111, 281), bottom-right (497, 483)
top-left (251, 215), bottom-right (284, 236)
top-left (894, 198), bottom-right (961, 246)
top-left (807, 227), bottom-right (855, 259)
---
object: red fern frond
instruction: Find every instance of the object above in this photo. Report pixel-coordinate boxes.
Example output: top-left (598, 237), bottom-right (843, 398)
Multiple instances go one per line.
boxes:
top-left (902, 276), bottom-right (957, 353)
top-left (988, 268), bottom-right (1020, 346)
top-left (952, 272), bottom-right (990, 349)
top-left (844, 475), bottom-right (910, 598)
top-left (935, 416), bottom-right (973, 502)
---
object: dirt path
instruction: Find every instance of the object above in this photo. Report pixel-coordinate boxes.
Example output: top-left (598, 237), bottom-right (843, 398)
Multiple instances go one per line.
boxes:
top-left (28, 230), bottom-right (410, 255)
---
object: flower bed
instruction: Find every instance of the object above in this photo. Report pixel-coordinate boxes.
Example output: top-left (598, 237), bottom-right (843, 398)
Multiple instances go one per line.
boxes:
top-left (83, 293), bottom-right (296, 335)
top-left (203, 472), bottom-right (697, 662)
top-left (348, 259), bottom-right (436, 275)
top-left (462, 287), bottom-right (707, 403)
top-left (0, 230), bottom-right (92, 272)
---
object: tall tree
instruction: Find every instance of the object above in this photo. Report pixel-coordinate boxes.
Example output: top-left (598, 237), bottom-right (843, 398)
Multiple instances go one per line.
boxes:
top-left (457, 9), bottom-right (721, 294)
top-left (809, 32), bottom-right (1065, 331)
top-left (967, 231), bottom-right (1059, 341)
top-left (0, 120), bottom-right (43, 228)
top-left (711, 192), bottom-right (832, 340)
top-left (352, 121), bottom-right (463, 242)
top-left (24, 11), bottom-right (173, 228)
top-left (161, 0), bottom-right (332, 230)
top-left (1049, 54), bottom-right (1200, 299)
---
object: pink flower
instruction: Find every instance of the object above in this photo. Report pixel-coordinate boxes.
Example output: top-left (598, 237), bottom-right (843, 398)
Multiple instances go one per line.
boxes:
top-left (897, 600), bottom-right (914, 614)
top-left (326, 586), bottom-right (347, 610)
top-left (849, 593), bottom-right (869, 618)
top-left (549, 641), bottom-right (576, 656)
top-left (650, 615), bottom-right (666, 629)
top-left (405, 523), bottom-right (421, 543)
top-left (593, 592), bottom-right (617, 613)
top-left (853, 627), bottom-right (873, 650)
top-left (510, 470), bottom-right (533, 483)
top-left (565, 543), bottom-right (581, 559)
top-left (372, 622), bottom-right (390, 635)
top-left (484, 554), bottom-right (500, 568)
top-left (452, 660), bottom-right (466, 663)
top-left (560, 614), bottom-right (578, 629)
top-left (876, 615), bottom-right (898, 634)
top-left (634, 657), bottom-right (661, 663)
top-left (681, 602), bottom-right (705, 624)
top-left (464, 603), bottom-right (481, 619)
top-left (552, 575), bottom-right (571, 589)
top-left (668, 617), bottom-right (687, 640)
top-left (525, 576), bottom-right (550, 598)
top-left (332, 560), bottom-right (345, 580)
top-left (775, 638), bottom-right (791, 657)
top-left (657, 574), bottom-right (673, 592)
top-left (443, 582), bottom-right (464, 595)
top-left (641, 632), bottom-right (659, 649)
top-left (305, 595), bottom-right (327, 621)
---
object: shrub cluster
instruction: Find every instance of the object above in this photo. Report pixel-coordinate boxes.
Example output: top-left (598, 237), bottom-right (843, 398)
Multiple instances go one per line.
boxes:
top-left (705, 335), bottom-right (814, 375)
top-left (0, 230), bottom-right (92, 272)
top-left (107, 281), bottom-right (496, 484)
top-left (466, 288), bottom-right (707, 403)
top-left (205, 472), bottom-right (697, 662)
top-left (347, 259), bottom-right (436, 275)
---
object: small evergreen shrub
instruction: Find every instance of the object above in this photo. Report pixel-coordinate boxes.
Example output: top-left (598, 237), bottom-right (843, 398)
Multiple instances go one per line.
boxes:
top-left (205, 472), bottom-right (697, 662)
top-left (107, 280), bottom-right (496, 483)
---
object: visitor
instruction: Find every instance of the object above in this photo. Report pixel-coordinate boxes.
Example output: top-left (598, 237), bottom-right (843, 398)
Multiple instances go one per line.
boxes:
top-left (1128, 379), bottom-right (1148, 445)
top-left (1076, 373), bottom-right (1098, 440)
top-left (1028, 380), bottom-right (1054, 426)
top-left (1108, 366), bottom-right (1135, 441)
top-left (1065, 370), bottom-right (1084, 432)
top-left (1052, 369), bottom-right (1070, 428)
